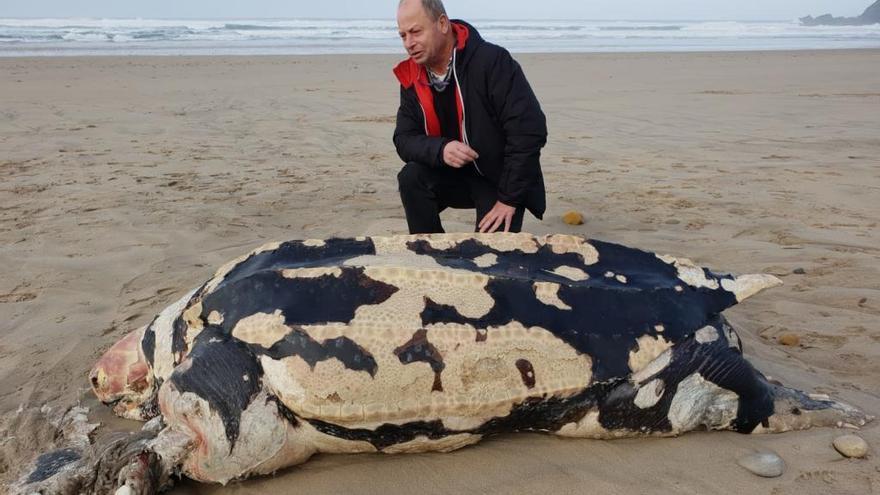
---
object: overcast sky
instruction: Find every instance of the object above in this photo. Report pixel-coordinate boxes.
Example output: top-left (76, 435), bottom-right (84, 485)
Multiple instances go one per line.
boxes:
top-left (1, 0), bottom-right (872, 20)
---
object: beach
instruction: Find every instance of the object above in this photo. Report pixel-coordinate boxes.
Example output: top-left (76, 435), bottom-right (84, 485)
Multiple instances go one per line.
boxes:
top-left (1, 49), bottom-right (879, 493)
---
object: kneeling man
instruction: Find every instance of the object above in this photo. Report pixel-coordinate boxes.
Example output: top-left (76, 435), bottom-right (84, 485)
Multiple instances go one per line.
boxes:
top-left (394, 0), bottom-right (548, 234)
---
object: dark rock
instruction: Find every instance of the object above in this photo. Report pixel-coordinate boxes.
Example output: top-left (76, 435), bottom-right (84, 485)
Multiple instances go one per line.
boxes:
top-left (801, 1), bottom-right (880, 25)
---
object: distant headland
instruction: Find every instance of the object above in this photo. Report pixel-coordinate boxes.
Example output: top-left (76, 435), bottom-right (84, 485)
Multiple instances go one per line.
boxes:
top-left (801, 0), bottom-right (880, 25)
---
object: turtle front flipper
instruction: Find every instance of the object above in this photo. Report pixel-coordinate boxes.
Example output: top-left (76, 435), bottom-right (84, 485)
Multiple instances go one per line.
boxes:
top-left (565, 314), bottom-right (871, 438)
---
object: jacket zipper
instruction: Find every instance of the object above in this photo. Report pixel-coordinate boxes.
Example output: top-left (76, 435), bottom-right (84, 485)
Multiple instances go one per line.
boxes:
top-left (452, 48), bottom-right (484, 176)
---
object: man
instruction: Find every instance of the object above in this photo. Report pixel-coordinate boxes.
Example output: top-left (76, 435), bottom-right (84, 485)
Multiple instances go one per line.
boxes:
top-left (393, 0), bottom-right (548, 234)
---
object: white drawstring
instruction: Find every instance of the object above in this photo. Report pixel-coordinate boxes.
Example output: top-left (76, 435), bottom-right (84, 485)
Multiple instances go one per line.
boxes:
top-left (452, 47), bottom-right (484, 176)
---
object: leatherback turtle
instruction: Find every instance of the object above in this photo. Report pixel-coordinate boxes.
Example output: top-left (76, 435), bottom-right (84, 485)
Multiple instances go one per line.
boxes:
top-left (17, 233), bottom-right (871, 494)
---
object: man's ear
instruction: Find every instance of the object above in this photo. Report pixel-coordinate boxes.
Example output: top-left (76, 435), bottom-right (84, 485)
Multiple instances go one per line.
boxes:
top-left (438, 14), bottom-right (450, 34)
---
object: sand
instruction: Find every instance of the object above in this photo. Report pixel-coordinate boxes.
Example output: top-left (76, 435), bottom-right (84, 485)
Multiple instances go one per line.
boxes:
top-left (1, 49), bottom-right (878, 493)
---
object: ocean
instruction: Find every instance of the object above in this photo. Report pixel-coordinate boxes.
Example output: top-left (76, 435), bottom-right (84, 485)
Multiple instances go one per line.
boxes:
top-left (1, 18), bottom-right (879, 56)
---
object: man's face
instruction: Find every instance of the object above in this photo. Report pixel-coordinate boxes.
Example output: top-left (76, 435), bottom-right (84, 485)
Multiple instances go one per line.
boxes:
top-left (397, 0), bottom-right (449, 66)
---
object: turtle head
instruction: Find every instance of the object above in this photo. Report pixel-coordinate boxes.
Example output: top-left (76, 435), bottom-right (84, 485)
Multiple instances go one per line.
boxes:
top-left (90, 325), bottom-right (159, 421)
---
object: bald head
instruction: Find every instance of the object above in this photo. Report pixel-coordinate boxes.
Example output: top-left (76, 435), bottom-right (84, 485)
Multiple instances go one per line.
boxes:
top-left (397, 0), bottom-right (454, 70)
top-left (399, 0), bottom-right (447, 21)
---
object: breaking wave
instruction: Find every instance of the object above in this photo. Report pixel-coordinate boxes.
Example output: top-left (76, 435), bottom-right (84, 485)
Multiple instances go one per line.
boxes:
top-left (1, 17), bottom-right (878, 56)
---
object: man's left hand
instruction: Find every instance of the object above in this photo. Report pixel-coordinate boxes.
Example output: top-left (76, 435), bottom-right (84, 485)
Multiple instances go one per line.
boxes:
top-left (478, 201), bottom-right (517, 233)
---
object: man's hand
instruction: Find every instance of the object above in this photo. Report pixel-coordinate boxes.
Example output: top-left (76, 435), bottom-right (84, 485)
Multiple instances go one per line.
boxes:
top-left (443, 141), bottom-right (479, 168)
top-left (478, 201), bottom-right (517, 233)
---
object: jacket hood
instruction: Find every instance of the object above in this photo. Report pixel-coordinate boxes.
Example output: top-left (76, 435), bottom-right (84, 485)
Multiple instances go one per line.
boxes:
top-left (393, 20), bottom-right (481, 88)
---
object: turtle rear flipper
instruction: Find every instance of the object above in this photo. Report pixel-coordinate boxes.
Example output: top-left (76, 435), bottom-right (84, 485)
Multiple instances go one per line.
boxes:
top-left (112, 427), bottom-right (192, 495)
top-left (756, 384), bottom-right (874, 433)
top-left (15, 423), bottom-right (192, 495)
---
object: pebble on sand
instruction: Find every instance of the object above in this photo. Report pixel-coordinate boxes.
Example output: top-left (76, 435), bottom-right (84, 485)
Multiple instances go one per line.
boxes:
top-left (833, 434), bottom-right (869, 459)
top-left (777, 333), bottom-right (800, 347)
top-left (737, 452), bottom-right (785, 478)
top-left (562, 211), bottom-right (585, 225)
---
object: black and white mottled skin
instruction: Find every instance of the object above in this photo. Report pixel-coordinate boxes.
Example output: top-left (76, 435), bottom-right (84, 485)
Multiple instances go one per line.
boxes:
top-left (17, 233), bottom-right (872, 495)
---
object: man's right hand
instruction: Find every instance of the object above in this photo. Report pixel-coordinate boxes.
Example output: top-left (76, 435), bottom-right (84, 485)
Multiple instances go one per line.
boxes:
top-left (442, 141), bottom-right (479, 168)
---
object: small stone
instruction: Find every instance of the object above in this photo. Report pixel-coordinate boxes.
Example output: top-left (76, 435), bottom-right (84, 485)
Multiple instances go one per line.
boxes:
top-left (737, 452), bottom-right (784, 478)
top-left (833, 434), bottom-right (869, 458)
top-left (793, 267), bottom-right (806, 275)
top-left (858, 298), bottom-right (868, 306)
top-left (665, 219), bottom-right (681, 225)
top-left (562, 211), bottom-right (585, 225)
top-left (777, 334), bottom-right (800, 347)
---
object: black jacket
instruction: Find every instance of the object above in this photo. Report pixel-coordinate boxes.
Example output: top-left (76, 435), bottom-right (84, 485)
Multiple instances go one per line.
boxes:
top-left (393, 20), bottom-right (548, 219)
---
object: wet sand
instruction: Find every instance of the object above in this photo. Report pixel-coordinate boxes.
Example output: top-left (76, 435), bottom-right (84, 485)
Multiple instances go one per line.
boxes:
top-left (1, 49), bottom-right (878, 493)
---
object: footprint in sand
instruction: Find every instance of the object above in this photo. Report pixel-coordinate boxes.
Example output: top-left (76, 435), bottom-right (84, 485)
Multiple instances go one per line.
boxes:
top-left (0, 292), bottom-right (37, 303)
top-left (561, 157), bottom-right (594, 165)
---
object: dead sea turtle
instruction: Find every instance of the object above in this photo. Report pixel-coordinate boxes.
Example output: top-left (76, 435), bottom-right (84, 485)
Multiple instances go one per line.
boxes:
top-left (16, 233), bottom-right (872, 494)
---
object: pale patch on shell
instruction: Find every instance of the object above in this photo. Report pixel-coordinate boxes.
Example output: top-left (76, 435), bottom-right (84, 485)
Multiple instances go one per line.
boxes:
top-left (540, 234), bottom-right (599, 265)
top-left (721, 274), bottom-right (783, 303)
top-left (232, 310), bottom-right (289, 348)
top-left (557, 410), bottom-right (604, 438)
top-left (352, 236), bottom-right (477, 274)
top-left (550, 265), bottom-right (589, 282)
top-left (723, 325), bottom-right (740, 348)
top-left (634, 379), bottom-right (665, 409)
top-left (628, 334), bottom-right (672, 375)
top-left (381, 433), bottom-right (482, 454)
top-left (533, 282), bottom-right (573, 310)
top-left (145, 288), bottom-right (199, 381)
top-left (402, 232), bottom-right (540, 254)
top-left (556, 410), bottom-right (632, 439)
top-left (615, 274), bottom-right (628, 284)
top-left (176, 300), bottom-right (206, 359)
top-left (207, 311), bottom-right (224, 326)
top-left (654, 324), bottom-right (665, 333)
top-left (182, 300), bottom-right (205, 333)
top-left (472, 253), bottom-right (498, 268)
top-left (631, 348), bottom-right (672, 384)
top-left (695, 325), bottom-right (719, 344)
top-left (281, 267), bottom-right (343, 279)
top-left (263, 320), bottom-right (592, 426)
top-left (667, 373), bottom-right (739, 432)
top-left (657, 254), bottom-right (720, 290)
top-left (344, 253), bottom-right (446, 272)
top-left (302, 239), bottom-right (326, 247)
top-left (358, 266), bottom-right (495, 323)
top-left (443, 416), bottom-right (491, 431)
top-left (161, 387), bottom-right (372, 484)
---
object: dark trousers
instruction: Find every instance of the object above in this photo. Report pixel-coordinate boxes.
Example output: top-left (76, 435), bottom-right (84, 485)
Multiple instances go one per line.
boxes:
top-left (397, 161), bottom-right (525, 234)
